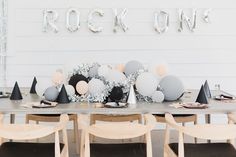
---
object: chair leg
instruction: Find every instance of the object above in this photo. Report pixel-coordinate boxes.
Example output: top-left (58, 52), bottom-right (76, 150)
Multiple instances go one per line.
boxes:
top-left (194, 120), bottom-right (197, 143)
top-left (80, 130), bottom-right (85, 157)
top-left (73, 117), bottom-right (80, 154)
top-left (25, 115), bottom-right (29, 124)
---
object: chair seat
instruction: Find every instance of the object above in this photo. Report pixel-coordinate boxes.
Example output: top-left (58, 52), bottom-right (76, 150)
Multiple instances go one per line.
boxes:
top-left (90, 143), bottom-right (146, 157)
top-left (0, 142), bottom-right (64, 157)
top-left (169, 143), bottom-right (236, 157)
top-left (154, 114), bottom-right (194, 117)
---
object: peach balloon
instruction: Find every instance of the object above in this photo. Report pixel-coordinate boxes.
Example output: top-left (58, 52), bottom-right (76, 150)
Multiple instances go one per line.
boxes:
top-left (76, 81), bottom-right (89, 95)
top-left (156, 64), bottom-right (168, 77)
top-left (52, 71), bottom-right (64, 86)
top-left (114, 64), bottom-right (125, 72)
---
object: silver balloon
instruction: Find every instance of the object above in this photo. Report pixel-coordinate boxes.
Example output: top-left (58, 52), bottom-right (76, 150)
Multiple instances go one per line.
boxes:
top-left (203, 8), bottom-right (211, 23)
top-left (136, 72), bottom-right (158, 97)
top-left (178, 9), bottom-right (197, 32)
top-left (44, 86), bottom-right (59, 101)
top-left (151, 91), bottom-right (165, 103)
top-left (42, 9), bottom-right (59, 33)
top-left (88, 9), bottom-right (104, 33)
top-left (124, 60), bottom-right (144, 76)
top-left (113, 8), bottom-right (128, 33)
top-left (66, 8), bottom-right (80, 32)
top-left (154, 11), bottom-right (169, 34)
top-left (159, 75), bottom-right (184, 101)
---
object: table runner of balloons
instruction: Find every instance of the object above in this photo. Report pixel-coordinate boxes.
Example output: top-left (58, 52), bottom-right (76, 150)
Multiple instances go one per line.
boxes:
top-left (35, 60), bottom-right (184, 103)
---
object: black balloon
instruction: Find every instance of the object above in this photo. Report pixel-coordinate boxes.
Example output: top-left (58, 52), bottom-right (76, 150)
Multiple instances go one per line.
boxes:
top-left (109, 87), bottom-right (124, 102)
top-left (68, 74), bottom-right (88, 95)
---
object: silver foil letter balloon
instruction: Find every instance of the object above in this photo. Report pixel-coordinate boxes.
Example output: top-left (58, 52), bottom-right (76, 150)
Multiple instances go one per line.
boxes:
top-left (88, 9), bottom-right (104, 33)
top-left (203, 8), bottom-right (211, 23)
top-left (154, 11), bottom-right (169, 34)
top-left (42, 9), bottom-right (59, 33)
top-left (178, 9), bottom-right (197, 32)
top-left (113, 8), bottom-right (128, 33)
top-left (66, 8), bottom-right (80, 32)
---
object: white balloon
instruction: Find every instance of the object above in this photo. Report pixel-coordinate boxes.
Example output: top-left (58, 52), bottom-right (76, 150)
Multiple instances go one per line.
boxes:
top-left (88, 78), bottom-right (106, 96)
top-left (65, 85), bottom-right (75, 96)
top-left (98, 65), bottom-right (111, 77)
top-left (151, 91), bottom-right (165, 103)
top-left (107, 70), bottom-right (126, 83)
top-left (136, 72), bottom-right (158, 96)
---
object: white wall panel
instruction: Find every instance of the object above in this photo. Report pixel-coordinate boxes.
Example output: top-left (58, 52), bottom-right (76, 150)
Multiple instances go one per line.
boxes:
top-left (5, 0), bottom-right (236, 97)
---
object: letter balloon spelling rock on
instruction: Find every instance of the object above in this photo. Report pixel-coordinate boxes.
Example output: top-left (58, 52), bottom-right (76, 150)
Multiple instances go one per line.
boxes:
top-left (88, 9), bottom-right (104, 33)
top-left (42, 9), bottom-right (59, 33)
top-left (154, 11), bottom-right (169, 34)
top-left (178, 9), bottom-right (197, 32)
top-left (159, 75), bottom-right (184, 101)
top-left (66, 8), bottom-right (80, 32)
top-left (113, 8), bottom-right (128, 33)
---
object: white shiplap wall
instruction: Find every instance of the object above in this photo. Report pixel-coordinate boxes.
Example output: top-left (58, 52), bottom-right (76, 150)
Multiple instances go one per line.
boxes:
top-left (3, 0), bottom-right (236, 96)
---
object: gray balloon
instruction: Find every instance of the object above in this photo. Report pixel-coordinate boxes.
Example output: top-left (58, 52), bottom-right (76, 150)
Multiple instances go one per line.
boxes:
top-left (88, 65), bottom-right (99, 78)
top-left (44, 86), bottom-right (59, 101)
top-left (124, 60), bottom-right (144, 76)
top-left (159, 75), bottom-right (184, 101)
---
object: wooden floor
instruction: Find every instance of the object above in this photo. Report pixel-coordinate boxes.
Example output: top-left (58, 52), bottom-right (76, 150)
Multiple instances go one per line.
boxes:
top-left (36, 129), bottom-right (198, 157)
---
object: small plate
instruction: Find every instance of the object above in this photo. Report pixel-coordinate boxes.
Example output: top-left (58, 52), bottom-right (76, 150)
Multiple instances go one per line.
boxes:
top-left (0, 94), bottom-right (10, 98)
top-left (183, 102), bottom-right (208, 109)
top-left (104, 102), bottom-right (128, 108)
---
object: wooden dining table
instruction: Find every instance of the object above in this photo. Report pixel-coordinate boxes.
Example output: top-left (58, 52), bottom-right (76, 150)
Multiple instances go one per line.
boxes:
top-left (0, 89), bottom-right (236, 118)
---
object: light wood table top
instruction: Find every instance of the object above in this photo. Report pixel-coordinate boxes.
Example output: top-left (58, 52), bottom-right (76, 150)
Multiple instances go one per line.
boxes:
top-left (0, 88), bottom-right (236, 115)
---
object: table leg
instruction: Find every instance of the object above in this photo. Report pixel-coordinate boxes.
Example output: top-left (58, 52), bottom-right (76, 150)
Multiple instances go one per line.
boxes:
top-left (10, 114), bottom-right (15, 142)
top-left (10, 114), bottom-right (15, 124)
top-left (205, 114), bottom-right (211, 143)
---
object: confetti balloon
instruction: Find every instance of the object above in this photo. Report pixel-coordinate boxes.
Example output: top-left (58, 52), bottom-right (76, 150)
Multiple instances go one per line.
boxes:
top-left (136, 72), bottom-right (158, 96)
top-left (69, 74), bottom-right (88, 95)
top-left (76, 81), bottom-right (89, 95)
top-left (159, 75), bottom-right (184, 101)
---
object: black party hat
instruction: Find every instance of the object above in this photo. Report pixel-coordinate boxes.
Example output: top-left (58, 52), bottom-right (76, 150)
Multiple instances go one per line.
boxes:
top-left (196, 85), bottom-right (208, 104)
top-left (204, 80), bottom-right (211, 98)
top-left (10, 82), bottom-right (23, 100)
top-left (30, 77), bottom-right (37, 94)
top-left (57, 84), bottom-right (70, 103)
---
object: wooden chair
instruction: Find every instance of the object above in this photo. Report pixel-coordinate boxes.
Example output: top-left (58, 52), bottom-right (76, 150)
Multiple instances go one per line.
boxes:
top-left (81, 114), bottom-right (156, 157)
top-left (0, 114), bottom-right (69, 157)
top-left (164, 113), bottom-right (236, 157)
top-left (25, 114), bottom-right (79, 154)
top-left (90, 114), bottom-right (142, 142)
top-left (154, 114), bottom-right (197, 143)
